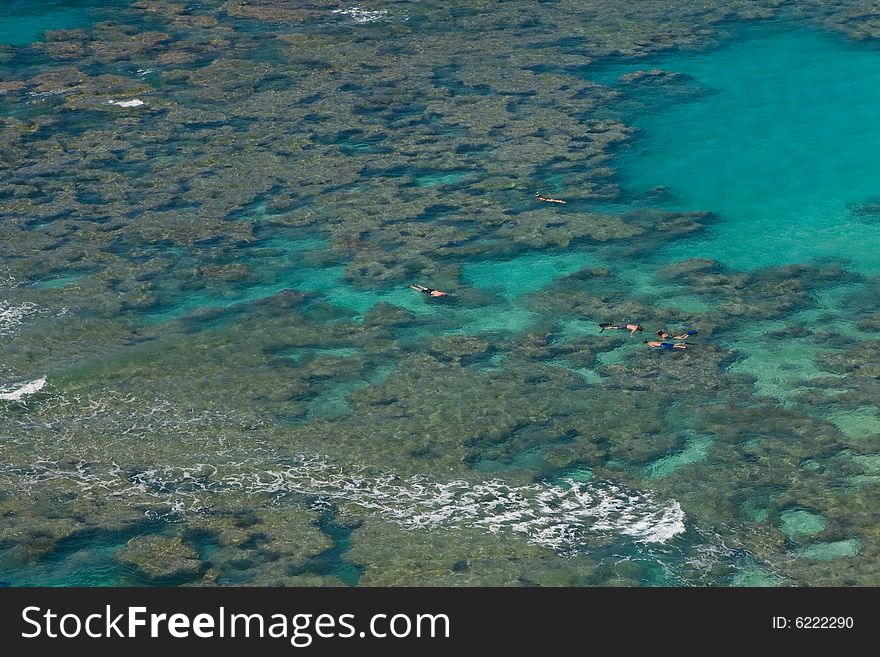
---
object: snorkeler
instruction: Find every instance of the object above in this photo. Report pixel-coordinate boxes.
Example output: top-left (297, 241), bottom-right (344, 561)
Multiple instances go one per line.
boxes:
top-left (656, 329), bottom-right (698, 340)
top-left (536, 192), bottom-right (566, 204)
top-left (409, 284), bottom-right (448, 298)
top-left (644, 340), bottom-right (692, 350)
top-left (599, 323), bottom-right (643, 335)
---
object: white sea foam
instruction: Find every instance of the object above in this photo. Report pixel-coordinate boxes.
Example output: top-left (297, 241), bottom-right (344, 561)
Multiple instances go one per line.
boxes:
top-left (2, 449), bottom-right (685, 550)
top-left (0, 390), bottom-right (685, 551)
top-left (22, 449), bottom-right (682, 551)
top-left (240, 456), bottom-right (686, 549)
top-left (332, 7), bottom-right (389, 24)
top-left (0, 301), bottom-right (40, 337)
top-left (108, 99), bottom-right (145, 108)
top-left (27, 89), bottom-right (67, 101)
top-left (0, 377), bottom-right (46, 402)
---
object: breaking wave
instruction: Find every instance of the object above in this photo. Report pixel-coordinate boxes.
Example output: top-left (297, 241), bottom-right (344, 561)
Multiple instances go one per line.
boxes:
top-left (0, 300), bottom-right (40, 337)
top-left (332, 7), bottom-right (390, 24)
top-left (0, 377), bottom-right (47, 402)
top-left (240, 456), bottom-right (686, 549)
top-left (2, 434), bottom-right (685, 553)
top-left (1, 392), bottom-right (684, 552)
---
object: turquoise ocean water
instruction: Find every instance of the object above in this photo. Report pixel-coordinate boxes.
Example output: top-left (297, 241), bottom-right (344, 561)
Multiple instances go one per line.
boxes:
top-left (1, 2), bottom-right (879, 586)
top-left (0, 1), bottom-right (127, 46)
top-left (605, 25), bottom-right (880, 273)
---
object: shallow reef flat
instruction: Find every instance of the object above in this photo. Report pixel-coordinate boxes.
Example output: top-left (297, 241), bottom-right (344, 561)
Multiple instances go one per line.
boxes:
top-left (1, 0), bottom-right (880, 586)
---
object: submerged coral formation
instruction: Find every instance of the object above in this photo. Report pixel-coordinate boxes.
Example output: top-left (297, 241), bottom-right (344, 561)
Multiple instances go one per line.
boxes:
top-left (1, 0), bottom-right (880, 586)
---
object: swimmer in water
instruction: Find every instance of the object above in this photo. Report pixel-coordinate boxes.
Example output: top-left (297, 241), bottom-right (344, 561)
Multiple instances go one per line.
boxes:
top-left (644, 340), bottom-right (692, 350)
top-left (409, 284), bottom-right (448, 298)
top-left (599, 323), bottom-right (643, 335)
top-left (536, 192), bottom-right (566, 204)
top-left (656, 329), bottom-right (698, 340)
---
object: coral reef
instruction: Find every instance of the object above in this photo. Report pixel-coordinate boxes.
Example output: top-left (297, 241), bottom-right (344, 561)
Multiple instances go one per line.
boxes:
top-left (2, 0), bottom-right (879, 586)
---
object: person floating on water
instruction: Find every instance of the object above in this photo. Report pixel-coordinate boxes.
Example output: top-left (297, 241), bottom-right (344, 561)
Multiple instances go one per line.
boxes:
top-left (644, 340), bottom-right (692, 350)
top-left (536, 192), bottom-right (566, 204)
top-left (599, 323), bottom-right (643, 335)
top-left (409, 284), bottom-right (448, 298)
top-left (656, 329), bottom-right (698, 340)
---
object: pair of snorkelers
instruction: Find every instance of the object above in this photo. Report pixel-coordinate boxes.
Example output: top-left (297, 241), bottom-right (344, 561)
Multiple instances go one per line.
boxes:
top-left (599, 322), bottom-right (699, 349)
top-left (645, 328), bottom-right (698, 350)
top-left (409, 284), bottom-right (448, 298)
